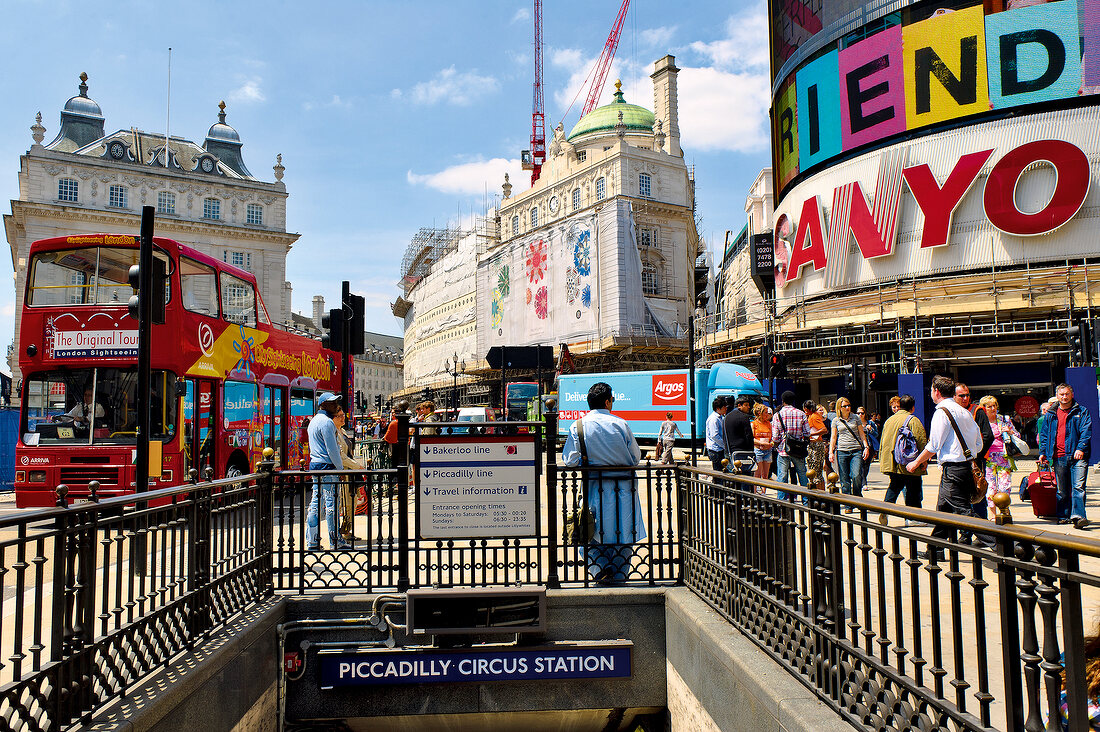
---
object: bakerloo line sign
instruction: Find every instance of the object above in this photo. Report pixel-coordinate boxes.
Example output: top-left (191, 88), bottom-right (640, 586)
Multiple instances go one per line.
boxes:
top-left (776, 138), bottom-right (1092, 286)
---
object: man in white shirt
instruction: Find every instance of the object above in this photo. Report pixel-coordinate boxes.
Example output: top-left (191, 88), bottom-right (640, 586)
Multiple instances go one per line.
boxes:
top-left (907, 375), bottom-right (984, 555)
top-left (64, 387), bottom-right (105, 425)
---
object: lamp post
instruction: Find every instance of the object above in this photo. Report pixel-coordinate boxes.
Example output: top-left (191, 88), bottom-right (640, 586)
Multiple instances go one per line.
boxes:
top-left (445, 352), bottom-right (465, 420)
top-left (687, 299), bottom-right (706, 467)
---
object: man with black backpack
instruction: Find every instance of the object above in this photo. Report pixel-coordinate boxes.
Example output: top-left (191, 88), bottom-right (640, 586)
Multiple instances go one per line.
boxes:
top-left (879, 394), bottom-right (927, 520)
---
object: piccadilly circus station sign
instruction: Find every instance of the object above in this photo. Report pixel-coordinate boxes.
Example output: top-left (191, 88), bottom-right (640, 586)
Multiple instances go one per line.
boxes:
top-left (774, 137), bottom-right (1092, 289)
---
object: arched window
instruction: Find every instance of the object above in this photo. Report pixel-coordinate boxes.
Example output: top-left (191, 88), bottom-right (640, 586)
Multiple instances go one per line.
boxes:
top-left (530, 207), bottom-right (539, 227)
top-left (642, 262), bottom-right (659, 296)
top-left (58, 178), bottom-right (78, 202)
top-left (511, 215), bottom-right (519, 235)
top-left (595, 177), bottom-right (606, 201)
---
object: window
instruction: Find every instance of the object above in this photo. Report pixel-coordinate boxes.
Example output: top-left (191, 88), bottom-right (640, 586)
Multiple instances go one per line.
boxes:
top-left (577, 150), bottom-right (587, 162)
top-left (530, 207), bottom-right (538, 227)
top-left (638, 227), bottom-right (656, 247)
top-left (231, 251), bottom-right (245, 267)
top-left (203, 198), bottom-right (221, 220)
top-left (58, 178), bottom-right (78, 202)
top-left (22, 368), bottom-right (178, 445)
top-left (642, 262), bottom-right (659, 296)
top-left (220, 272), bottom-right (256, 326)
top-left (180, 257), bottom-right (218, 316)
top-left (108, 185), bottom-right (127, 209)
top-left (246, 203), bottom-right (263, 225)
top-left (157, 191), bottom-right (176, 214)
top-left (595, 177), bottom-right (606, 201)
top-left (28, 246), bottom-right (171, 307)
top-left (572, 188), bottom-right (581, 211)
top-left (511, 215), bottom-right (519, 236)
top-left (639, 173), bottom-right (651, 198)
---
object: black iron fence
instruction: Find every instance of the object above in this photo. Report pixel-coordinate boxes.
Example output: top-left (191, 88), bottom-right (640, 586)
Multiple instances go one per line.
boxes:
top-left (0, 467), bottom-right (275, 731)
top-left (680, 466), bottom-right (1100, 732)
top-left (271, 413), bottom-right (681, 592)
top-left (4, 409), bottom-right (1100, 731)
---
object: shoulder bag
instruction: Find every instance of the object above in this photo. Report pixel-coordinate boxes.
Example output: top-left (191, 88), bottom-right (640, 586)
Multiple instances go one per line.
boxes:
top-left (939, 407), bottom-right (988, 503)
top-left (838, 418), bottom-right (867, 450)
top-left (778, 411), bottom-right (808, 459)
top-left (564, 418), bottom-right (597, 544)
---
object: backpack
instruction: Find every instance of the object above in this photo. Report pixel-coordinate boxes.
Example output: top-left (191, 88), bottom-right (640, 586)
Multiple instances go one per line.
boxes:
top-left (893, 415), bottom-right (921, 466)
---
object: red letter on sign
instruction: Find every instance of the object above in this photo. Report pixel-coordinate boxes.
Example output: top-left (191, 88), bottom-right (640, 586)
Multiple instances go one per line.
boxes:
top-left (984, 139), bottom-right (1090, 236)
top-left (903, 149), bottom-right (993, 248)
top-left (786, 196), bottom-right (828, 283)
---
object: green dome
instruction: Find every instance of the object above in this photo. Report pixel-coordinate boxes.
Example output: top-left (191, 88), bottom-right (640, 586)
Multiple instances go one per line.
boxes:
top-left (567, 82), bottom-right (655, 142)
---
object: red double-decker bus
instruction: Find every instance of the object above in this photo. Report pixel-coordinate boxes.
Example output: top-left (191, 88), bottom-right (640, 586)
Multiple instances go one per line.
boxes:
top-left (15, 233), bottom-right (342, 507)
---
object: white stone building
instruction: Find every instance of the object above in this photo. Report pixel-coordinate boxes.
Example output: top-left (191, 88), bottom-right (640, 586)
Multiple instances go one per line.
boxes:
top-left (4, 73), bottom-right (298, 384)
top-left (394, 55), bottom-right (702, 394)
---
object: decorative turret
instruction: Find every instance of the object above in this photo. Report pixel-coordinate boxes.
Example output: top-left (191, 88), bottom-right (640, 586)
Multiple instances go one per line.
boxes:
top-left (567, 80), bottom-right (655, 143)
top-left (203, 101), bottom-right (252, 177)
top-left (47, 73), bottom-right (106, 151)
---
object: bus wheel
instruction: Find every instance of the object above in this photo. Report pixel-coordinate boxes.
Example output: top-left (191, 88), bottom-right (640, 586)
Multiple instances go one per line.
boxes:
top-left (225, 463), bottom-right (246, 478)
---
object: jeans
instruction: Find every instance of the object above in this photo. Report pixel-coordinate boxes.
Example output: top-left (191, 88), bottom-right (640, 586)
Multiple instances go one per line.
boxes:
top-left (1053, 456), bottom-right (1088, 520)
top-left (931, 462), bottom-right (992, 548)
top-left (707, 449), bottom-right (725, 472)
top-left (776, 453), bottom-right (807, 501)
top-left (835, 450), bottom-right (864, 496)
top-left (306, 461), bottom-right (339, 549)
top-left (884, 473), bottom-right (923, 507)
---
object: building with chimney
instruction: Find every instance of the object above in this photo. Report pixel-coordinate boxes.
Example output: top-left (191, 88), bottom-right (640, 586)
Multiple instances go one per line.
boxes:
top-left (4, 73), bottom-right (298, 385)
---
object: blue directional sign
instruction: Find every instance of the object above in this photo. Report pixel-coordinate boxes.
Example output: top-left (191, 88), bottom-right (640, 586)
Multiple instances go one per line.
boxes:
top-left (318, 642), bottom-right (632, 688)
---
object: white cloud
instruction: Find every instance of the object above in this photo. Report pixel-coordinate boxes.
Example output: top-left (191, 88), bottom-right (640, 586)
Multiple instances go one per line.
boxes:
top-left (639, 25), bottom-right (677, 48)
top-left (228, 78), bottom-right (265, 104)
top-left (677, 66), bottom-right (770, 153)
top-left (407, 157), bottom-right (523, 196)
top-left (688, 7), bottom-right (770, 72)
top-left (549, 47), bottom-right (644, 118)
top-left (404, 66), bottom-right (500, 106)
top-left (511, 7), bottom-right (530, 23)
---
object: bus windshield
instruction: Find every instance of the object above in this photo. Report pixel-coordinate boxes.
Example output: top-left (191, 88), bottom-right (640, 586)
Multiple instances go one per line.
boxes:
top-left (505, 382), bottom-right (539, 420)
top-left (27, 246), bottom-right (171, 307)
top-left (22, 368), bottom-right (178, 445)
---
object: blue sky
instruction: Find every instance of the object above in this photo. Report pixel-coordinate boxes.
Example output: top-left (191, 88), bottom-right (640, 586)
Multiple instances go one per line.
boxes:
top-left (0, 0), bottom-right (772, 344)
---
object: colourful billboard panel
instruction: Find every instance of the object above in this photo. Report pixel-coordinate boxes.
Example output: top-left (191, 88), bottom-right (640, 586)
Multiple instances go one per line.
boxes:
top-left (772, 0), bottom-right (1099, 200)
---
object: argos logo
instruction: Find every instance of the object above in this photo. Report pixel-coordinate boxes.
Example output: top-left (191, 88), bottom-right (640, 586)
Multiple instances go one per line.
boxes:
top-left (652, 375), bottom-right (687, 405)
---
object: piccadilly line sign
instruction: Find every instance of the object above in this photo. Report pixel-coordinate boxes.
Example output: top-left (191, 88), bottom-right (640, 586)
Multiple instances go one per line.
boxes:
top-left (318, 642), bottom-right (633, 689)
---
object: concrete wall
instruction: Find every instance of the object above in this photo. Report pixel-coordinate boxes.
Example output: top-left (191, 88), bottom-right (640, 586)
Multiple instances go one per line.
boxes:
top-left (664, 587), bottom-right (838, 732)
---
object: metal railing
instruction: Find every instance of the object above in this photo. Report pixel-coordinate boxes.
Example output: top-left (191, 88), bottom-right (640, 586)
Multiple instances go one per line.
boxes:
top-left (0, 467), bottom-right (276, 730)
top-left (271, 413), bottom-right (681, 593)
top-left (679, 467), bottom-right (1100, 732)
top-left (5, 409), bottom-right (1099, 731)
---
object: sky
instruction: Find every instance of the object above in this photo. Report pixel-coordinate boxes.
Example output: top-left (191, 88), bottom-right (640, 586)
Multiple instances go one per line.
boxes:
top-left (0, 0), bottom-right (773, 346)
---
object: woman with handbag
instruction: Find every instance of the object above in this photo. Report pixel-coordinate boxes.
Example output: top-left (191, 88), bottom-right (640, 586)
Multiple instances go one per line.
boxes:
top-left (979, 396), bottom-right (1021, 518)
top-left (829, 397), bottom-right (870, 506)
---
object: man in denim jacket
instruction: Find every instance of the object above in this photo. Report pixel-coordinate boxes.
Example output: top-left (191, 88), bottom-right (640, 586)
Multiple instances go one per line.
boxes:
top-left (1039, 383), bottom-right (1093, 529)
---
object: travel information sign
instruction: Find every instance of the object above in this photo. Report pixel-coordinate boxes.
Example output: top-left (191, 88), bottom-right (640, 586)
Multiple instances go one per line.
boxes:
top-left (418, 435), bottom-right (538, 538)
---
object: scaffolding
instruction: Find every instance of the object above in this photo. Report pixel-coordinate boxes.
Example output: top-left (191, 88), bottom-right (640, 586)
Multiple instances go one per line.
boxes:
top-left (399, 226), bottom-right (465, 293)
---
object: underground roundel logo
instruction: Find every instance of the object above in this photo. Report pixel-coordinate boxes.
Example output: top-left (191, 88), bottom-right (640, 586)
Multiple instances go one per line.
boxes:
top-left (652, 374), bottom-right (687, 405)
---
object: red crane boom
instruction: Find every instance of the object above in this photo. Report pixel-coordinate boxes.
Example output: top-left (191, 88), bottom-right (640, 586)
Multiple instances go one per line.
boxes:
top-left (581, 0), bottom-right (631, 117)
top-left (524, 0), bottom-right (546, 185)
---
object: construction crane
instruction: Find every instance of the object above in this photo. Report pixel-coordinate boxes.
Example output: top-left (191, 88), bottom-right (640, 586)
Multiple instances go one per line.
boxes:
top-left (521, 0), bottom-right (546, 185)
top-left (581, 0), bottom-right (631, 116)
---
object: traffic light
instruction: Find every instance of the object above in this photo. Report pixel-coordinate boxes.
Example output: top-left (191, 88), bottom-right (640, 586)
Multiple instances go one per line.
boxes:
top-left (866, 369), bottom-right (879, 389)
top-left (843, 365), bottom-right (858, 393)
top-left (375, 394), bottom-right (382, 411)
top-left (349, 294), bottom-right (365, 355)
top-left (355, 390), bottom-right (364, 410)
top-left (1067, 322), bottom-right (1092, 366)
top-left (321, 308), bottom-right (345, 352)
top-left (126, 256), bottom-right (167, 323)
top-left (769, 353), bottom-right (787, 378)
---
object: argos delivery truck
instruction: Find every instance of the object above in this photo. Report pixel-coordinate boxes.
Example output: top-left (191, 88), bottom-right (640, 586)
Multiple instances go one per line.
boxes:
top-left (557, 363), bottom-right (767, 439)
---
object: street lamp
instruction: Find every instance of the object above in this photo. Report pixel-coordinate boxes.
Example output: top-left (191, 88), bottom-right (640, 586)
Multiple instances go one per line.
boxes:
top-left (445, 352), bottom-right (466, 420)
top-left (688, 298), bottom-right (707, 467)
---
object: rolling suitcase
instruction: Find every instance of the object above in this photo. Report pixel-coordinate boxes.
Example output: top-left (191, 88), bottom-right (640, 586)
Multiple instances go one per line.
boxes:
top-left (1026, 470), bottom-right (1057, 518)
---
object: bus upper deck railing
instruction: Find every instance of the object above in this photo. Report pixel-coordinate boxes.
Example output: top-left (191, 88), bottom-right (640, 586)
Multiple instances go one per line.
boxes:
top-left (1, 410), bottom-right (1098, 730)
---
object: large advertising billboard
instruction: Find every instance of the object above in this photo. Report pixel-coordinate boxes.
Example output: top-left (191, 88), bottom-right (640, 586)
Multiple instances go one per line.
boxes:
top-left (772, 0), bottom-right (1100, 196)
